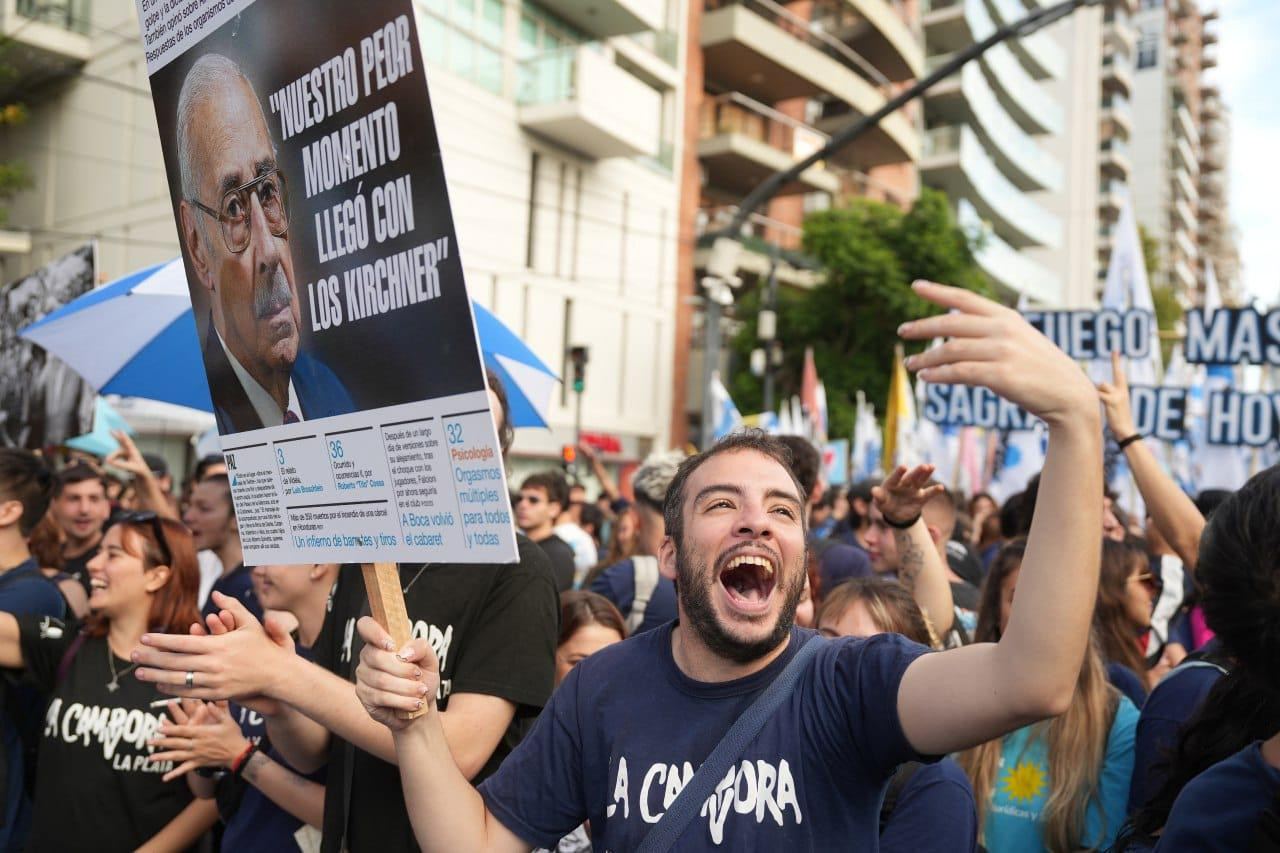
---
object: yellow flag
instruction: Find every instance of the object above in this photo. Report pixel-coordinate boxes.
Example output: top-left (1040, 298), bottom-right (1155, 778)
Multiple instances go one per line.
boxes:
top-left (882, 344), bottom-right (915, 471)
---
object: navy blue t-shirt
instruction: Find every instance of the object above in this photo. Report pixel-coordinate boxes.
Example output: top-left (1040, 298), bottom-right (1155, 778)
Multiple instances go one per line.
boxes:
top-left (478, 624), bottom-right (938, 849)
top-left (220, 646), bottom-right (325, 852)
top-left (1128, 654), bottom-right (1225, 814)
top-left (1107, 661), bottom-right (1148, 710)
top-left (1155, 741), bottom-right (1280, 851)
top-left (881, 757), bottom-right (977, 853)
top-left (202, 564), bottom-right (262, 623)
top-left (587, 559), bottom-right (677, 635)
top-left (0, 560), bottom-right (66, 851)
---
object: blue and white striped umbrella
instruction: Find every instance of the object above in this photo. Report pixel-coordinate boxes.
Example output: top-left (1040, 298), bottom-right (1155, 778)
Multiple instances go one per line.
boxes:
top-left (20, 258), bottom-right (213, 412)
top-left (21, 259), bottom-right (559, 427)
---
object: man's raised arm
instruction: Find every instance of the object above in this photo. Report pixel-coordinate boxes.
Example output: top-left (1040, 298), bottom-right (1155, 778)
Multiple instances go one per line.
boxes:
top-left (894, 281), bottom-right (1103, 756)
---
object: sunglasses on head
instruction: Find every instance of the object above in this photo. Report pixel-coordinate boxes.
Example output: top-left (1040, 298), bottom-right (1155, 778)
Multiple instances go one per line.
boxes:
top-left (114, 510), bottom-right (173, 568)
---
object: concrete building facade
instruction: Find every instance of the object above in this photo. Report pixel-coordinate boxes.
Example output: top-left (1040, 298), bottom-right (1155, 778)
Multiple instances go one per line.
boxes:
top-left (672, 0), bottom-right (925, 445)
top-left (920, 0), bottom-right (1100, 309)
top-left (1126, 0), bottom-right (1227, 303)
top-left (0, 0), bottom-right (687, 479)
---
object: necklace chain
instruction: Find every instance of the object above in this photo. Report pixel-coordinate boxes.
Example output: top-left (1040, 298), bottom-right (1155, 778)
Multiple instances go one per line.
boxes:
top-left (106, 640), bottom-right (139, 693)
top-left (402, 564), bottom-right (428, 594)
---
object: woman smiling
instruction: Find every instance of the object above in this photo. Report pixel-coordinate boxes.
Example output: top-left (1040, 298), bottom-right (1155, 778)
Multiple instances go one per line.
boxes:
top-left (0, 511), bottom-right (215, 852)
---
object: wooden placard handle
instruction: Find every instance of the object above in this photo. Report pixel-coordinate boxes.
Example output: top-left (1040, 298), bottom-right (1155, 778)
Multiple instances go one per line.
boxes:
top-left (361, 562), bottom-right (428, 720)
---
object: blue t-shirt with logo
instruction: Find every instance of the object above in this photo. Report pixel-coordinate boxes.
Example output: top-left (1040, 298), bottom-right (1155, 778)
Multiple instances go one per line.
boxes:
top-left (479, 624), bottom-right (939, 850)
top-left (587, 559), bottom-right (677, 635)
top-left (219, 645), bottom-right (325, 852)
top-left (980, 695), bottom-right (1138, 853)
top-left (1155, 740), bottom-right (1280, 851)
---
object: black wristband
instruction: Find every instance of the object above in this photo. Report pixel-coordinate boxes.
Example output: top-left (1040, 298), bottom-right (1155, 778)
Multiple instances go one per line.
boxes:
top-left (1117, 433), bottom-right (1145, 450)
top-left (883, 512), bottom-right (921, 530)
top-left (231, 742), bottom-right (259, 778)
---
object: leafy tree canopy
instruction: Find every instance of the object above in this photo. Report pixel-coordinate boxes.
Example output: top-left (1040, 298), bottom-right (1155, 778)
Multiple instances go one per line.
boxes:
top-left (728, 188), bottom-right (990, 440)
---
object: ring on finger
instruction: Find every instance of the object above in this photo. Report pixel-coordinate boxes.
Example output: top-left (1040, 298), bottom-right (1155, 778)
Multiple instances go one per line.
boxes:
top-left (185, 671), bottom-right (195, 689)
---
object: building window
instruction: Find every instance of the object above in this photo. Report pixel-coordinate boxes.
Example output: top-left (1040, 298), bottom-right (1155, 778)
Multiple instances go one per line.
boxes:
top-left (418, 0), bottom-right (506, 93)
top-left (1136, 24), bottom-right (1159, 69)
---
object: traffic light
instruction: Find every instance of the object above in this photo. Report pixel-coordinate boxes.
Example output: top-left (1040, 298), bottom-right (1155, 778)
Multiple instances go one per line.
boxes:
top-left (561, 444), bottom-right (577, 471)
top-left (569, 346), bottom-right (589, 393)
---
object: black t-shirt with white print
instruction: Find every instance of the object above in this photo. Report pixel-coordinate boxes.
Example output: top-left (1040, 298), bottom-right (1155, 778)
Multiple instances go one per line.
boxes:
top-left (312, 535), bottom-right (560, 852)
top-left (16, 615), bottom-right (193, 853)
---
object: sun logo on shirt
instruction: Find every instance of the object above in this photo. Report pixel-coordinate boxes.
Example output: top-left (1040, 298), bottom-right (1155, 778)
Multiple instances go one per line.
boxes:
top-left (999, 761), bottom-right (1047, 804)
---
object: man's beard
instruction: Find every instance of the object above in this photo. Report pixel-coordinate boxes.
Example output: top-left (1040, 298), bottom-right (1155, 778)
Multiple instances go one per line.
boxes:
top-left (675, 540), bottom-right (807, 665)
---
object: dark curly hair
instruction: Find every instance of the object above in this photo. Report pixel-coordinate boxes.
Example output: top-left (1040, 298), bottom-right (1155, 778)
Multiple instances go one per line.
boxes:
top-left (1117, 465), bottom-right (1280, 848)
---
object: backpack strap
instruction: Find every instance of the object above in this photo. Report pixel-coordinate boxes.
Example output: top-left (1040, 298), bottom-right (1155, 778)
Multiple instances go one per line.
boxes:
top-left (627, 557), bottom-right (660, 634)
top-left (636, 635), bottom-right (824, 853)
top-left (56, 631), bottom-right (88, 688)
top-left (879, 761), bottom-right (925, 834)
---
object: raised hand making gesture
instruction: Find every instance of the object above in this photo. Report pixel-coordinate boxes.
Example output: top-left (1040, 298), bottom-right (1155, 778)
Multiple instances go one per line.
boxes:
top-left (873, 464), bottom-right (946, 527)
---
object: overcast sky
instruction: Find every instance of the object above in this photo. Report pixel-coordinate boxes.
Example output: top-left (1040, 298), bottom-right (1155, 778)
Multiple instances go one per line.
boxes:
top-left (1214, 0), bottom-right (1279, 304)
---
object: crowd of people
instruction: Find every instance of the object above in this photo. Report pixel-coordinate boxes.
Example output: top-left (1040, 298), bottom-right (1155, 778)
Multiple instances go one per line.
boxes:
top-left (0, 282), bottom-right (1276, 850)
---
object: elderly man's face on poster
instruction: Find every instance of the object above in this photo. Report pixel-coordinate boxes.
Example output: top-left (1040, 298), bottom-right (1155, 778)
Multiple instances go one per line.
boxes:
top-left (184, 71), bottom-right (300, 386)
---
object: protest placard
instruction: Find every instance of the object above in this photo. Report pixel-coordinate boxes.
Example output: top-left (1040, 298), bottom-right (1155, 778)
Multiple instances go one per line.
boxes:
top-left (135, 0), bottom-right (517, 566)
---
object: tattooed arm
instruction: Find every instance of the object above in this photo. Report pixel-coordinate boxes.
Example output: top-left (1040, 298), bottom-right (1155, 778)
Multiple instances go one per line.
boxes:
top-left (873, 465), bottom-right (955, 638)
top-left (240, 749), bottom-right (326, 829)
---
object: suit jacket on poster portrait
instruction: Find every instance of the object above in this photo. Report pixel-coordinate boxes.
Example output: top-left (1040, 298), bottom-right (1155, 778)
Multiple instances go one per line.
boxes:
top-left (203, 320), bottom-right (356, 434)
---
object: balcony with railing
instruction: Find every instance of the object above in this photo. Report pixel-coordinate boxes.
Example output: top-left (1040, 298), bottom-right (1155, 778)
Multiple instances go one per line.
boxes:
top-left (957, 198), bottom-right (1059, 304)
top-left (984, 0), bottom-right (1065, 80)
top-left (1173, 225), bottom-right (1198, 263)
top-left (533, 0), bottom-right (662, 38)
top-left (698, 92), bottom-right (841, 196)
top-left (1100, 93), bottom-right (1132, 138)
top-left (1174, 136), bottom-right (1199, 175)
top-left (923, 0), bottom-right (1063, 135)
top-left (1101, 49), bottom-right (1133, 97)
top-left (923, 59), bottom-right (1063, 192)
top-left (517, 46), bottom-right (662, 159)
top-left (1099, 136), bottom-right (1132, 179)
top-left (1098, 180), bottom-right (1127, 215)
top-left (0, 0), bottom-right (91, 94)
top-left (1173, 258), bottom-right (1196, 290)
top-left (922, 124), bottom-right (1060, 249)
top-left (701, 0), bottom-right (918, 166)
top-left (1105, 15), bottom-right (1136, 57)
top-left (1174, 197), bottom-right (1196, 231)
top-left (1174, 166), bottom-right (1198, 203)
top-left (1175, 104), bottom-right (1200, 147)
top-left (808, 0), bottom-right (923, 82)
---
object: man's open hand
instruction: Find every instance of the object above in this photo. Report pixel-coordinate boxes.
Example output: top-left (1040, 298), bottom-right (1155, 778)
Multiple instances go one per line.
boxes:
top-left (899, 281), bottom-right (1099, 427)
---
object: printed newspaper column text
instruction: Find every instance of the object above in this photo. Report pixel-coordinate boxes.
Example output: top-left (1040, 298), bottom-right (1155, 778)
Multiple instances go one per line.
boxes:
top-left (445, 410), bottom-right (511, 557)
top-left (382, 418), bottom-right (458, 551)
top-left (223, 443), bottom-right (288, 552)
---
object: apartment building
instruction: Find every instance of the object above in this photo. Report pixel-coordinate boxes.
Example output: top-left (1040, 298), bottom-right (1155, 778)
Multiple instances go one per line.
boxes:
top-left (672, 0), bottom-right (924, 444)
top-left (1096, 0), bottom-right (1136, 291)
top-left (920, 0), bottom-right (1100, 309)
top-left (1197, 76), bottom-right (1239, 301)
top-left (1127, 0), bottom-right (1223, 303)
top-left (0, 0), bottom-right (686, 477)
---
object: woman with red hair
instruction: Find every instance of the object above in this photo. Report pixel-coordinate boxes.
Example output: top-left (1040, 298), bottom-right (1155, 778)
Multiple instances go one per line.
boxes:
top-left (0, 511), bottom-right (214, 852)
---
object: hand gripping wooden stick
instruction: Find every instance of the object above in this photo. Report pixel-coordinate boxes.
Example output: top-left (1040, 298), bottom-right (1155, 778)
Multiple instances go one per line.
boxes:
top-left (361, 562), bottom-right (428, 720)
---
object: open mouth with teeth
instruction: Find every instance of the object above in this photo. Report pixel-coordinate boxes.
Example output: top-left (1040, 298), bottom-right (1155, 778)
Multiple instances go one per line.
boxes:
top-left (718, 553), bottom-right (777, 612)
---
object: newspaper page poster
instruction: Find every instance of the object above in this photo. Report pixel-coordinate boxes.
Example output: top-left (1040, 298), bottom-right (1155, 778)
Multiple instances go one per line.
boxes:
top-left (135, 0), bottom-right (517, 564)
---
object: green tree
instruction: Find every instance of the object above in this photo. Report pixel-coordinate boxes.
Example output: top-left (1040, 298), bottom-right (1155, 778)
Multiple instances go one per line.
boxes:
top-left (0, 101), bottom-right (29, 223)
top-left (1139, 224), bottom-right (1180, 364)
top-left (728, 188), bottom-right (990, 439)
